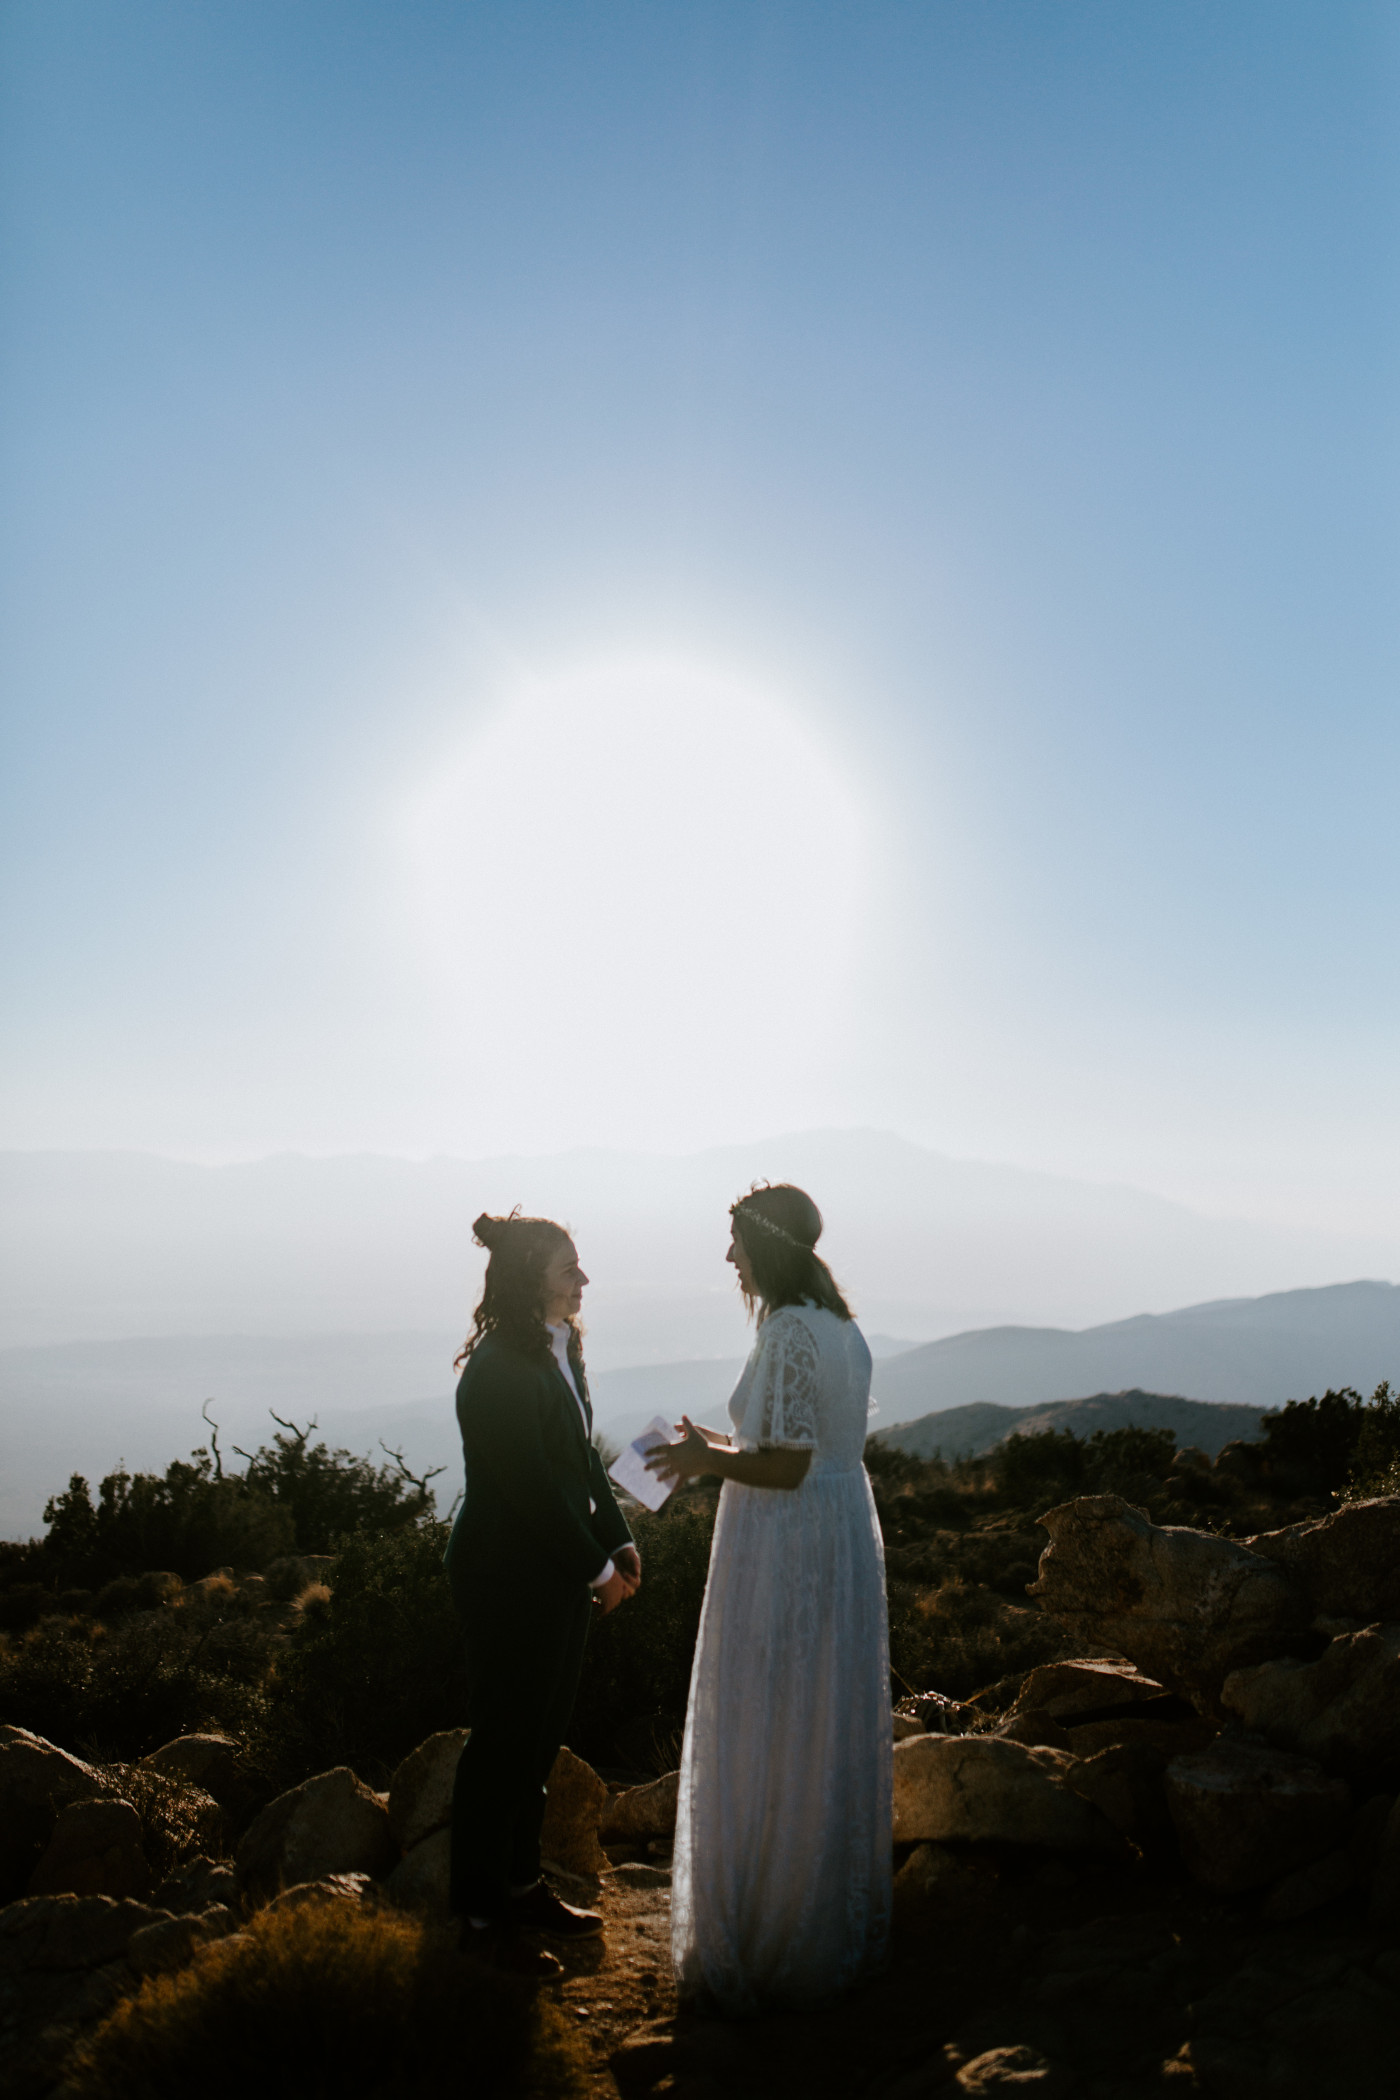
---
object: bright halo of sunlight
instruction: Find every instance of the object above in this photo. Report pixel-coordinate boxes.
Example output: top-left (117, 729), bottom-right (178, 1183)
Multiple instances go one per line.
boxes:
top-left (400, 660), bottom-right (868, 1144)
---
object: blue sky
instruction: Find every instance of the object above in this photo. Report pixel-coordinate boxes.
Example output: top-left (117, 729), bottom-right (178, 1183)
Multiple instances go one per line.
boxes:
top-left (1, 2), bottom-right (1396, 1236)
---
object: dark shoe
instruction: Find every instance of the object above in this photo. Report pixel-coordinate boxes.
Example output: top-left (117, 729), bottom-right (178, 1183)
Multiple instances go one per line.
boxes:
top-left (508, 1882), bottom-right (604, 1939)
top-left (460, 1921), bottom-right (563, 1978)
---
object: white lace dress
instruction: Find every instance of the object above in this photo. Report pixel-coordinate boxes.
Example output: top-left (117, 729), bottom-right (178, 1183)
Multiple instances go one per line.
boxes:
top-left (671, 1303), bottom-right (892, 2014)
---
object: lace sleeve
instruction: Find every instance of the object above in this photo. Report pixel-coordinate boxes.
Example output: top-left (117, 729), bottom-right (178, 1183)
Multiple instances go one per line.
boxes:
top-left (740, 1313), bottom-right (821, 1449)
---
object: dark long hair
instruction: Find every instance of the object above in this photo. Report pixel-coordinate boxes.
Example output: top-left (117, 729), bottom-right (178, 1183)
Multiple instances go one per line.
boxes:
top-left (455, 1209), bottom-right (579, 1370)
top-left (730, 1182), bottom-right (854, 1325)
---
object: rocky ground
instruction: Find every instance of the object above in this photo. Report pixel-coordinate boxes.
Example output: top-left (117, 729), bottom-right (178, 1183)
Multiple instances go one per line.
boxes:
top-left (7, 1470), bottom-right (1400, 2097)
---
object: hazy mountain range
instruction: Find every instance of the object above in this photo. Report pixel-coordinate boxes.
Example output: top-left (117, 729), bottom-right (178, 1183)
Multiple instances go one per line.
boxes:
top-left (2, 1137), bottom-right (1395, 1539)
top-left (875, 1390), bottom-right (1270, 1463)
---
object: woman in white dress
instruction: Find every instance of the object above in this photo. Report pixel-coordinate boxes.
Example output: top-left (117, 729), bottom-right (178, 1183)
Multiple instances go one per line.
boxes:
top-left (648, 1183), bottom-right (892, 2015)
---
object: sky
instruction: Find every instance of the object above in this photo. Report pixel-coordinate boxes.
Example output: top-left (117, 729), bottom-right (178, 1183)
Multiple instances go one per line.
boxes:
top-left (2, 1), bottom-right (1397, 1242)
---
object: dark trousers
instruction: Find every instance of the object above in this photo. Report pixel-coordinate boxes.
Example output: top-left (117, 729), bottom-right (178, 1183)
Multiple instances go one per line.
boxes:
top-left (448, 1569), bottom-right (593, 1920)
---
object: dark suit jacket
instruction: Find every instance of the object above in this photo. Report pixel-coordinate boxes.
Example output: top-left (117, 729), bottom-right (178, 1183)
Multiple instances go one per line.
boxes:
top-left (444, 1331), bottom-right (634, 1597)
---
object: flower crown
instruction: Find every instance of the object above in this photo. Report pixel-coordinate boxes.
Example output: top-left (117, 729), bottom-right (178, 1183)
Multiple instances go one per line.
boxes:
top-left (733, 1206), bottom-right (813, 1252)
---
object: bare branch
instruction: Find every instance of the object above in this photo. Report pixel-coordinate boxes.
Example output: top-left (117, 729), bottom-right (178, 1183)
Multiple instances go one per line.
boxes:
top-left (201, 1400), bottom-right (224, 1481)
top-left (268, 1411), bottom-right (315, 1447)
top-left (378, 1440), bottom-right (446, 1495)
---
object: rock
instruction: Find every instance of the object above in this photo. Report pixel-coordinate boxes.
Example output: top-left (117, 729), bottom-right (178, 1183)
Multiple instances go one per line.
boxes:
top-left (1171, 1446), bottom-right (1211, 1476)
top-left (1028, 1495), bottom-right (1308, 1701)
top-left (539, 1745), bottom-right (610, 1878)
top-left (0, 1892), bottom-right (168, 1974)
top-left (1369, 1795), bottom-right (1400, 1925)
top-left (1006, 1658), bottom-right (1168, 1721)
top-left (1164, 1736), bottom-right (1350, 1893)
top-left (26, 1798), bottom-right (151, 1901)
top-left (892, 1713), bottom-right (925, 1741)
top-left (892, 1735), bottom-right (1118, 1851)
top-left (263, 1872), bottom-right (373, 1914)
top-left (150, 1855), bottom-right (239, 1916)
top-left (0, 1730), bottom-right (115, 1901)
top-left (126, 1903), bottom-right (239, 1976)
top-left (955, 2044), bottom-right (1075, 2094)
top-left (1214, 1439), bottom-right (1263, 1481)
top-left (1260, 1847), bottom-right (1356, 1922)
top-left (600, 1770), bottom-right (679, 1842)
top-left (141, 1734), bottom-right (246, 1804)
top-left (995, 1711), bottom-right (1074, 1751)
top-left (386, 1728), bottom-right (467, 1851)
top-left (384, 1828), bottom-right (451, 1915)
top-left (235, 1767), bottom-right (396, 1905)
top-left (1349, 1792), bottom-right (1393, 1877)
top-left (1221, 1623), bottom-right (1400, 1783)
top-left (1244, 1498), bottom-right (1400, 1622)
top-left (1064, 1741), bottom-right (1176, 1847)
top-left (892, 1842), bottom-right (991, 1933)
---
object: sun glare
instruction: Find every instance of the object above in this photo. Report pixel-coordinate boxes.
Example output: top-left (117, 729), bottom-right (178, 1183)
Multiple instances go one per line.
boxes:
top-left (399, 660), bottom-right (868, 1141)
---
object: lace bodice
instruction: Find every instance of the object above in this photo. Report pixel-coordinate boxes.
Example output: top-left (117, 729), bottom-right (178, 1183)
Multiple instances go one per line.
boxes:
top-left (727, 1303), bottom-right (873, 1471)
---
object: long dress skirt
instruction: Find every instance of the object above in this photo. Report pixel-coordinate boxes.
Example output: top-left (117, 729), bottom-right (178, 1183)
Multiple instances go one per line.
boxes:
top-left (671, 1462), bottom-right (893, 2014)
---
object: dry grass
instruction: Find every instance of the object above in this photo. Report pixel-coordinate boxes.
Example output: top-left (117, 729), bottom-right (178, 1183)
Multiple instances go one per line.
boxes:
top-left (57, 1898), bottom-right (591, 2100)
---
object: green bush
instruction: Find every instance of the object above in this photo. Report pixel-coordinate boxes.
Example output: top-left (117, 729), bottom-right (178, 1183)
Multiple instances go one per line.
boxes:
top-left (1256, 1386), bottom-right (1400, 1495)
top-left (989, 1424), bottom-right (1176, 1509)
top-left (258, 1524), bottom-right (466, 1791)
top-left (41, 1464), bottom-right (294, 1589)
top-left (1347, 1381), bottom-right (1400, 1498)
top-left (569, 1492), bottom-right (717, 1772)
top-left (58, 1899), bottom-right (589, 2100)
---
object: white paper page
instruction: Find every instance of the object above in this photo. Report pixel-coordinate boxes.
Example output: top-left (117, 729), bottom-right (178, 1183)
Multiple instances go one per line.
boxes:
top-left (608, 1414), bottom-right (680, 1513)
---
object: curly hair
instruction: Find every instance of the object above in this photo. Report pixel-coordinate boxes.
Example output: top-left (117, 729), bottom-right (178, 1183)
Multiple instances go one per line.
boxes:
top-left (730, 1182), bottom-right (854, 1325)
top-left (454, 1209), bottom-right (580, 1370)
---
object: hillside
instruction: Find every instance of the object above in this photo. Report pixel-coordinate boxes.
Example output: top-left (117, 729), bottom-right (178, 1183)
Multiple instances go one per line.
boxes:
top-left (871, 1278), bottom-right (1400, 1419)
top-left (876, 1388), bottom-right (1268, 1463)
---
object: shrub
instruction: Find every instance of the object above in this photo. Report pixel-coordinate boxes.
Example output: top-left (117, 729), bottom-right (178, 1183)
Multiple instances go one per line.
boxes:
top-left (105, 1762), bottom-right (230, 1876)
top-left (0, 1582), bottom-right (50, 1633)
top-left (58, 1899), bottom-right (589, 2100)
top-left (258, 1525), bottom-right (466, 1791)
top-left (569, 1493), bottom-right (717, 1772)
top-left (989, 1424), bottom-right (1176, 1509)
top-left (234, 1418), bottom-right (441, 1554)
top-left (1347, 1381), bottom-right (1400, 1498)
top-left (888, 1576), bottom-right (1072, 1702)
top-left (0, 1601), bottom-right (270, 1763)
top-left (41, 1465), bottom-right (294, 1589)
top-left (1259, 1387), bottom-right (1381, 1494)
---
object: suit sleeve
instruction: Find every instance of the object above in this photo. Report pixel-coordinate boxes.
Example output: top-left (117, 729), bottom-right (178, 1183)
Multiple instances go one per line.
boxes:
top-left (587, 1445), bottom-right (635, 1556)
top-left (459, 1356), bottom-right (612, 1586)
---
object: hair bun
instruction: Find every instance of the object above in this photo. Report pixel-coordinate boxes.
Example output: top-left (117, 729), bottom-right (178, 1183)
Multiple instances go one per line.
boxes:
top-left (472, 1211), bottom-right (502, 1250)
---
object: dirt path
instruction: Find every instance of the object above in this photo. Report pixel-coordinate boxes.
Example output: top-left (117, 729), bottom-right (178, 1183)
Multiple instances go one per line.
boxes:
top-left (545, 1856), bottom-right (1400, 2100)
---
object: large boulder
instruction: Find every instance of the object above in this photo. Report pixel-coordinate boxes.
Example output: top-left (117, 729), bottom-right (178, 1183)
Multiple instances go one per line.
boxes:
top-left (141, 1734), bottom-right (246, 1806)
top-left (0, 1729), bottom-right (115, 1902)
top-left (892, 1735), bottom-right (1117, 1851)
top-left (26, 1799), bottom-right (151, 1901)
top-left (540, 1746), bottom-right (610, 1877)
top-left (1221, 1623), bottom-right (1400, 1783)
top-left (385, 1828), bottom-right (451, 1916)
top-left (1164, 1736), bottom-right (1350, 1893)
top-left (1368, 1795), bottom-right (1400, 1925)
top-left (235, 1767), bottom-right (396, 1905)
top-left (387, 1729), bottom-right (467, 1851)
top-left (1244, 1499), bottom-right (1400, 1622)
top-left (125, 1904), bottom-right (239, 1976)
top-left (0, 1893), bottom-right (171, 2100)
top-left (1005, 1659), bottom-right (1167, 1720)
top-left (600, 1770), bottom-right (679, 1843)
top-left (1028, 1495), bottom-right (1308, 1700)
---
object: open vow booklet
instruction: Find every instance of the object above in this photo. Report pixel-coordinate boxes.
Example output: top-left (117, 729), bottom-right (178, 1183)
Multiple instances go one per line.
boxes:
top-left (607, 1416), bottom-right (680, 1513)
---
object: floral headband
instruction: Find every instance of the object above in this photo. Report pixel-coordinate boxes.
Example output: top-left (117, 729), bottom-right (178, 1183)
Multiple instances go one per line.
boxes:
top-left (733, 1205), bottom-right (813, 1251)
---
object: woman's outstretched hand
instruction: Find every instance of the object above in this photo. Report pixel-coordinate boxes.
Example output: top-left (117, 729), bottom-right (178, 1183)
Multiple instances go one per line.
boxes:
top-left (645, 1415), bottom-right (715, 1487)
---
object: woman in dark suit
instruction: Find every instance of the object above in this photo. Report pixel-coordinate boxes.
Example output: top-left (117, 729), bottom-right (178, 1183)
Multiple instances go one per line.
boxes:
top-left (446, 1209), bottom-right (639, 1968)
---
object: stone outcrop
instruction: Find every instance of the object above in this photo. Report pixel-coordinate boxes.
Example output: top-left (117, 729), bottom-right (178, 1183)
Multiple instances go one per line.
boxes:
top-left (1221, 1623), bottom-right (1400, 1783)
top-left (126, 1903), bottom-right (239, 1975)
top-left (385, 1827), bottom-right (451, 1915)
top-left (141, 1733), bottom-right (247, 1806)
top-left (893, 1735), bottom-right (1118, 1852)
top-left (235, 1766), bottom-right (396, 1905)
top-left (1164, 1737), bottom-right (1350, 1893)
top-left (1028, 1494), bottom-right (1308, 1700)
top-left (0, 1893), bottom-right (171, 2100)
top-left (387, 1727), bottom-right (467, 1851)
top-left (601, 1770), bottom-right (679, 1843)
top-left (541, 1745), bottom-right (611, 1877)
top-left (1243, 1500), bottom-right (1400, 1623)
top-left (0, 1729), bottom-right (115, 1902)
top-left (27, 1798), bottom-right (151, 1901)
